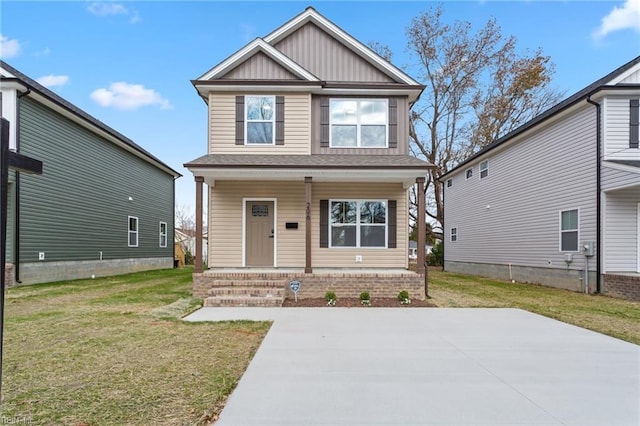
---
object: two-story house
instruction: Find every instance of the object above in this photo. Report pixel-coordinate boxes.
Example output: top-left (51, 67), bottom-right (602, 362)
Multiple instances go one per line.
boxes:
top-left (1, 61), bottom-right (180, 285)
top-left (184, 7), bottom-right (433, 306)
top-left (441, 56), bottom-right (640, 300)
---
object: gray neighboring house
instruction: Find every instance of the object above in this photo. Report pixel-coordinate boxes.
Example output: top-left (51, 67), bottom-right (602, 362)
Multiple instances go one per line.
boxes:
top-left (441, 56), bottom-right (640, 300)
top-left (1, 61), bottom-right (181, 285)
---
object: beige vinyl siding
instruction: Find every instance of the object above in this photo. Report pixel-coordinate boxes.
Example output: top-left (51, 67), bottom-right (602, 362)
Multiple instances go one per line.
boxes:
top-left (603, 96), bottom-right (640, 161)
top-left (310, 95), bottom-right (409, 155)
top-left (209, 93), bottom-right (310, 154)
top-left (208, 181), bottom-right (306, 268)
top-left (603, 187), bottom-right (640, 273)
top-left (221, 52), bottom-right (299, 80)
top-left (444, 105), bottom-right (597, 270)
top-left (312, 182), bottom-right (408, 268)
top-left (274, 22), bottom-right (395, 83)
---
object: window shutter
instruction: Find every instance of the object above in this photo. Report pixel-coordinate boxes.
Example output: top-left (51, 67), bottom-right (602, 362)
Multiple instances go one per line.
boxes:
top-left (320, 199), bottom-right (329, 248)
top-left (630, 99), bottom-right (639, 149)
top-left (388, 200), bottom-right (397, 248)
top-left (276, 96), bottom-right (285, 145)
top-left (320, 97), bottom-right (330, 147)
top-left (235, 96), bottom-right (245, 145)
top-left (388, 98), bottom-right (398, 149)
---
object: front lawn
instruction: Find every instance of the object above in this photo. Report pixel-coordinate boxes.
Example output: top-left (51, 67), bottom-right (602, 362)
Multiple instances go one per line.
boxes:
top-left (1, 267), bottom-right (270, 425)
top-left (427, 269), bottom-right (640, 345)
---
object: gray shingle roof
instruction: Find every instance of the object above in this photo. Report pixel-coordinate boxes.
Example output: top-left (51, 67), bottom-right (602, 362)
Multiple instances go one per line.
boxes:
top-left (0, 60), bottom-right (180, 177)
top-left (184, 154), bottom-right (433, 169)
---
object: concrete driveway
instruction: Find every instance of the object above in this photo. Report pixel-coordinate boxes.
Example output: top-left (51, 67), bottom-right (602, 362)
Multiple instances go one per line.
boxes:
top-left (184, 308), bottom-right (640, 425)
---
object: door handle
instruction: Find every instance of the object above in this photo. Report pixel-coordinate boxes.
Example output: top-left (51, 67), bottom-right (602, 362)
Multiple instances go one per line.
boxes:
top-left (269, 229), bottom-right (274, 239)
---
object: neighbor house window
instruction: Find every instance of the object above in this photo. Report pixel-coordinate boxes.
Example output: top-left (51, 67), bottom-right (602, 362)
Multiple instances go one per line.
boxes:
top-left (159, 222), bottom-right (167, 248)
top-left (560, 209), bottom-right (579, 252)
top-left (465, 168), bottom-right (473, 179)
top-left (480, 160), bottom-right (489, 179)
top-left (330, 99), bottom-right (388, 148)
top-left (246, 95), bottom-right (275, 144)
top-left (330, 200), bottom-right (387, 247)
top-left (128, 216), bottom-right (138, 247)
top-left (446, 179), bottom-right (452, 187)
top-left (451, 227), bottom-right (457, 242)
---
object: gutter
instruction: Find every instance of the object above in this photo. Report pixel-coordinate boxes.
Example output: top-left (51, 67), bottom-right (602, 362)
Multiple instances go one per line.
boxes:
top-left (586, 96), bottom-right (602, 294)
top-left (14, 88), bottom-right (31, 283)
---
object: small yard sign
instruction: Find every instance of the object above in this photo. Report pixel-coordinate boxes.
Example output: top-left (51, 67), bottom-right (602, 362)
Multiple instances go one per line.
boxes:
top-left (289, 280), bottom-right (301, 302)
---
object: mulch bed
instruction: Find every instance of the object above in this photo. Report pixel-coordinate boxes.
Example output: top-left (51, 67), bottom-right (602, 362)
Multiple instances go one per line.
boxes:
top-left (282, 297), bottom-right (437, 308)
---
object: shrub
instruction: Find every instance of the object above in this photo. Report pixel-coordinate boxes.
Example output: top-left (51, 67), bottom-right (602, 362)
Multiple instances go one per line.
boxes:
top-left (325, 291), bottom-right (337, 306)
top-left (359, 291), bottom-right (371, 306)
top-left (397, 290), bottom-right (411, 305)
top-left (428, 241), bottom-right (444, 266)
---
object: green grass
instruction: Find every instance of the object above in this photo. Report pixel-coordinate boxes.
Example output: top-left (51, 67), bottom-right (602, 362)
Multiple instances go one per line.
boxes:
top-left (427, 269), bottom-right (640, 345)
top-left (1, 267), bottom-right (270, 425)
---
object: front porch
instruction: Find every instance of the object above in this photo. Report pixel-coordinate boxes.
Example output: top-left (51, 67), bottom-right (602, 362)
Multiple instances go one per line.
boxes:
top-left (193, 268), bottom-right (426, 307)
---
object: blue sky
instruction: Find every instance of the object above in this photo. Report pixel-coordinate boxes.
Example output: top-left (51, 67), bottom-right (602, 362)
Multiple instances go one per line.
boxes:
top-left (1, 1), bottom-right (639, 216)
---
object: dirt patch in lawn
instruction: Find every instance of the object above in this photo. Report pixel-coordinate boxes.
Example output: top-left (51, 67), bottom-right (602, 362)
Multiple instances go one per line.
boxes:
top-left (283, 297), bottom-right (436, 308)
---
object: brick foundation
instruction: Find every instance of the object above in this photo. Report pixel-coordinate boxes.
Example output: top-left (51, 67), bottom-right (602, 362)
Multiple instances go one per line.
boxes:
top-left (193, 271), bottom-right (426, 300)
top-left (3, 263), bottom-right (15, 287)
top-left (603, 274), bottom-right (640, 301)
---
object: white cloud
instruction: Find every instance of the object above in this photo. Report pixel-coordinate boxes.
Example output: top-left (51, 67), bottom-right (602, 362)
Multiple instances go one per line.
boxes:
top-left (36, 74), bottom-right (70, 88)
top-left (0, 34), bottom-right (21, 58)
top-left (90, 82), bottom-right (172, 110)
top-left (34, 47), bottom-right (52, 57)
top-left (87, 2), bottom-right (140, 23)
top-left (593, 0), bottom-right (640, 39)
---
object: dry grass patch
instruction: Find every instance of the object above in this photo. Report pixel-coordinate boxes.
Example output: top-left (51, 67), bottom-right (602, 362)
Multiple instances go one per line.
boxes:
top-left (427, 270), bottom-right (640, 345)
top-left (1, 268), bottom-right (270, 425)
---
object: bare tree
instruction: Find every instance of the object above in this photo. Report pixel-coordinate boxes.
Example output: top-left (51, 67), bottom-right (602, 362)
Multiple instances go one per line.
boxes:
top-left (175, 203), bottom-right (195, 232)
top-left (405, 5), bottom-right (563, 237)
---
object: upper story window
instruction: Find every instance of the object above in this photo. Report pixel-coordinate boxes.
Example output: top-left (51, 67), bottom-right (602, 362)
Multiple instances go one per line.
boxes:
top-left (480, 160), bottom-right (489, 179)
top-left (330, 99), bottom-right (388, 148)
top-left (450, 227), bottom-right (457, 242)
top-left (465, 168), bottom-right (473, 179)
top-left (630, 99), bottom-right (639, 149)
top-left (245, 96), bottom-right (275, 144)
top-left (560, 209), bottom-right (579, 252)
top-left (446, 179), bottom-right (452, 187)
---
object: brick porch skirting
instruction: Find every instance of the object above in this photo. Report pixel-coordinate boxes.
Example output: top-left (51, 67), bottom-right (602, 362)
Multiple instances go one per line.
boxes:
top-left (3, 263), bottom-right (15, 288)
top-left (603, 274), bottom-right (640, 301)
top-left (193, 271), bottom-right (426, 300)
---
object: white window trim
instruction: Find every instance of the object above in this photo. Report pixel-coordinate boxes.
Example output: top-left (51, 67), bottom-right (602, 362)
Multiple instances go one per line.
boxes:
top-left (446, 179), bottom-right (452, 188)
top-left (450, 227), bottom-right (457, 242)
top-left (245, 95), bottom-right (276, 145)
top-left (329, 199), bottom-right (388, 248)
top-left (159, 222), bottom-right (167, 248)
top-left (329, 98), bottom-right (389, 148)
top-left (241, 198), bottom-right (277, 267)
top-left (559, 208), bottom-right (580, 252)
top-left (465, 168), bottom-right (473, 179)
top-left (479, 160), bottom-right (488, 179)
top-left (128, 216), bottom-right (139, 248)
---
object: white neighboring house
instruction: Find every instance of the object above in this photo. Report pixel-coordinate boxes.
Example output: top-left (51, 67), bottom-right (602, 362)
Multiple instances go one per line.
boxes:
top-left (441, 56), bottom-right (640, 300)
top-left (408, 240), bottom-right (434, 260)
top-left (175, 228), bottom-right (208, 264)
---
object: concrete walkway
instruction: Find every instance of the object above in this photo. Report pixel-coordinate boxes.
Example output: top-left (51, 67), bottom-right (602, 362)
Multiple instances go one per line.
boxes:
top-left (184, 308), bottom-right (640, 425)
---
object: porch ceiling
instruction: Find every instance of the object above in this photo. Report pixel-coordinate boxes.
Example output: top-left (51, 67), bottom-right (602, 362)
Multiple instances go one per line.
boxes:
top-left (185, 154), bottom-right (433, 187)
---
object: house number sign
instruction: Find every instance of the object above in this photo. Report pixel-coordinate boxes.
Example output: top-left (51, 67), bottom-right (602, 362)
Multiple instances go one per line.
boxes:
top-left (289, 280), bottom-right (301, 302)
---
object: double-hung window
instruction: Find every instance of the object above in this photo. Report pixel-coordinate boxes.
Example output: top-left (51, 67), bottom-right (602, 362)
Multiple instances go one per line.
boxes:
top-left (480, 160), bottom-right (488, 179)
top-left (128, 216), bottom-right (138, 247)
top-left (159, 222), bottom-right (167, 248)
top-left (330, 200), bottom-right (387, 247)
top-left (330, 99), bottom-right (388, 148)
top-left (560, 209), bottom-right (579, 252)
top-left (246, 96), bottom-right (275, 144)
top-left (450, 227), bottom-right (457, 242)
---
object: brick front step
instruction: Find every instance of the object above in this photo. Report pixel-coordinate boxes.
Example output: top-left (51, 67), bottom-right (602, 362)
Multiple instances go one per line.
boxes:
top-left (205, 280), bottom-right (285, 288)
top-left (208, 286), bottom-right (284, 298)
top-left (204, 295), bottom-right (284, 307)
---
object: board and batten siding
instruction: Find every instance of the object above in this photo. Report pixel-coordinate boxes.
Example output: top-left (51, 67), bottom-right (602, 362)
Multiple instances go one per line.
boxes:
top-left (18, 97), bottom-right (174, 263)
top-left (445, 105), bottom-right (597, 271)
top-left (603, 187), bottom-right (639, 272)
top-left (274, 22), bottom-right (395, 83)
top-left (603, 96), bottom-right (640, 161)
top-left (208, 181), bottom-right (306, 268)
top-left (312, 182), bottom-right (408, 269)
top-left (209, 93), bottom-right (310, 155)
top-left (310, 95), bottom-right (409, 155)
top-left (221, 52), bottom-right (299, 80)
